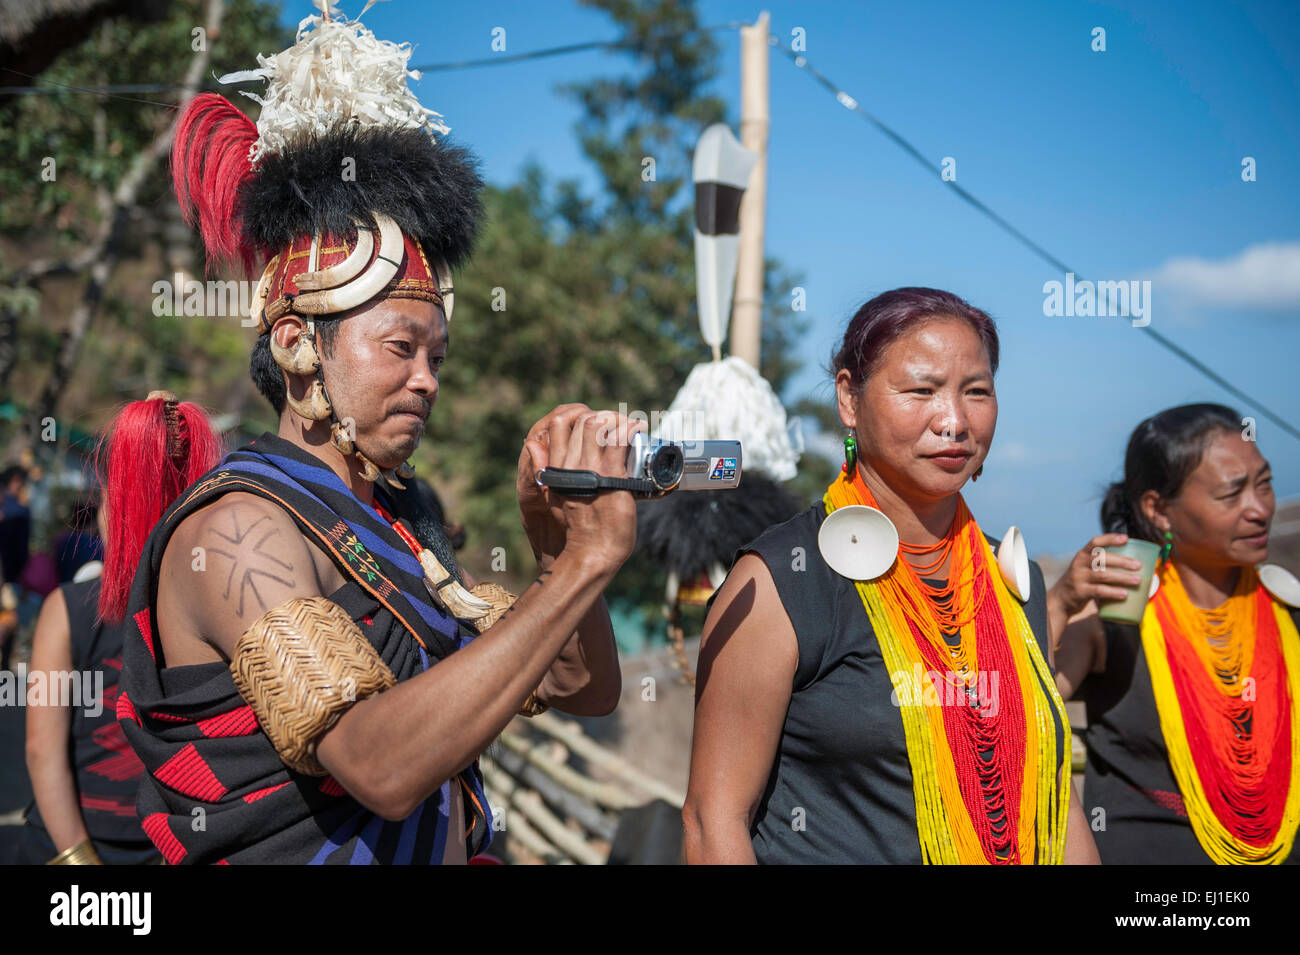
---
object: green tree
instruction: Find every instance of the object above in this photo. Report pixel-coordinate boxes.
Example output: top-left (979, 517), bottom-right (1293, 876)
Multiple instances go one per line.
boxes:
top-left (0, 0), bottom-right (834, 643)
top-left (431, 0), bottom-right (829, 641)
top-left (0, 0), bottom-right (291, 456)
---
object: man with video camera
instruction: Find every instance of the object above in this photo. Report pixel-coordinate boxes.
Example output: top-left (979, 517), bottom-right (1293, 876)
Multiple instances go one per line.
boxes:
top-left (115, 11), bottom-right (645, 865)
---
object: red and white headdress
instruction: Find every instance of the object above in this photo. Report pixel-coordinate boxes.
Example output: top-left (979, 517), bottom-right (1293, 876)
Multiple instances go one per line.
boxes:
top-left (171, 4), bottom-right (483, 483)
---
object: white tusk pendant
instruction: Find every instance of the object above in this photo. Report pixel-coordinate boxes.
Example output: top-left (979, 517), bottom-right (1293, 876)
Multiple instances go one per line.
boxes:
top-left (996, 526), bottom-right (1031, 602)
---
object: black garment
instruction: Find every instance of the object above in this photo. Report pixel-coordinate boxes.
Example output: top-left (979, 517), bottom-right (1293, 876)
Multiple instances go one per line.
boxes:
top-left (23, 578), bottom-right (157, 864)
top-left (15, 823), bottom-right (159, 865)
top-left (0, 491), bottom-right (29, 584)
top-left (54, 531), bottom-right (103, 583)
top-left (1077, 613), bottom-right (1300, 865)
top-left (724, 504), bottom-right (1060, 864)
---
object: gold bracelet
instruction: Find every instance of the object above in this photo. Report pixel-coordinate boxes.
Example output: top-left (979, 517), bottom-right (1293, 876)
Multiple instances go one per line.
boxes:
top-left (519, 689), bottom-right (550, 717)
top-left (47, 838), bottom-right (103, 865)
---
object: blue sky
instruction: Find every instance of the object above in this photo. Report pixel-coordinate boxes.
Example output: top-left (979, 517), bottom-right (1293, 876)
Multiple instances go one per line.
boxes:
top-left (281, 0), bottom-right (1300, 557)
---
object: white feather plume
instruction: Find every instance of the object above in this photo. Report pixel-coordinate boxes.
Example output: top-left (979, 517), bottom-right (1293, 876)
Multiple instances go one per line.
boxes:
top-left (653, 357), bottom-right (801, 482)
top-left (218, 3), bottom-right (449, 163)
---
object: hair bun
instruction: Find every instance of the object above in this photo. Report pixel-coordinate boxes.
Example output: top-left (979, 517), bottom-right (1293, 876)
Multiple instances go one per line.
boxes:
top-left (1100, 481), bottom-right (1134, 536)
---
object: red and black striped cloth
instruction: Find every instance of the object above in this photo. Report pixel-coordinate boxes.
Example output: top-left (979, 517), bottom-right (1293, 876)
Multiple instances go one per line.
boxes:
top-left (118, 434), bottom-right (492, 864)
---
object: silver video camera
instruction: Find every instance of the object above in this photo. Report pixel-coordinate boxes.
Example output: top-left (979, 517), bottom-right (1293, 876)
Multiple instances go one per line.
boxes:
top-left (625, 434), bottom-right (742, 494)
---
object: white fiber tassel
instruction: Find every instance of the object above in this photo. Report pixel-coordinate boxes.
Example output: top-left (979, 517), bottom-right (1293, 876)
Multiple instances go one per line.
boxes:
top-left (653, 356), bottom-right (800, 482)
top-left (220, 9), bottom-right (450, 163)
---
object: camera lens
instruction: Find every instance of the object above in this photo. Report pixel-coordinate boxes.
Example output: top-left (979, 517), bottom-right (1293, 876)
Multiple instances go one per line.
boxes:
top-left (648, 444), bottom-right (684, 491)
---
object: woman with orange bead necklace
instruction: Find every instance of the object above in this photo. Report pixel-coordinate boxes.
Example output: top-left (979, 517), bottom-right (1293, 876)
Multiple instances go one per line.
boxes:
top-left (1052, 404), bottom-right (1300, 864)
top-left (683, 288), bottom-right (1098, 864)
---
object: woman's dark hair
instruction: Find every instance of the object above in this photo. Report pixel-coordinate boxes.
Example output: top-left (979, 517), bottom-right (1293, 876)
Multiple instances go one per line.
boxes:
top-left (66, 495), bottom-right (98, 533)
top-left (1100, 403), bottom-right (1244, 542)
top-left (831, 287), bottom-right (1000, 388)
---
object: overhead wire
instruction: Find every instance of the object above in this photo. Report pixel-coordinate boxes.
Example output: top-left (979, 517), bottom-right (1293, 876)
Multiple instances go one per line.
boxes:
top-left (4, 20), bottom-right (1290, 439)
top-left (770, 37), bottom-right (1298, 443)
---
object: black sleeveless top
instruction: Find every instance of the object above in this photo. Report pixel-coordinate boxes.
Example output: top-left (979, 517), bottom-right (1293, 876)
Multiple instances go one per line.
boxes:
top-left (1078, 609), bottom-right (1300, 865)
top-left (26, 578), bottom-right (152, 849)
top-left (725, 504), bottom-right (1059, 864)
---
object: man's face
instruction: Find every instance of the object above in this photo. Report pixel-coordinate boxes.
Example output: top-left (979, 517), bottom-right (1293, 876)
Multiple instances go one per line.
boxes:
top-left (323, 298), bottom-right (447, 470)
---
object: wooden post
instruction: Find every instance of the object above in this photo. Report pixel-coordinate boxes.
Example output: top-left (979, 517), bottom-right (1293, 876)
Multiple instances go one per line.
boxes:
top-left (732, 11), bottom-right (770, 371)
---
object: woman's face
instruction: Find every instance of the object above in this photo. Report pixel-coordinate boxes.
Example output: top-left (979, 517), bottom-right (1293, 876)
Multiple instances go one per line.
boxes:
top-left (1143, 429), bottom-right (1274, 571)
top-left (836, 316), bottom-right (997, 506)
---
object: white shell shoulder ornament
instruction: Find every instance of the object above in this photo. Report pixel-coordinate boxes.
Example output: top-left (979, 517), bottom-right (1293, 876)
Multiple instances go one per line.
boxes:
top-left (817, 507), bottom-right (1033, 602)
top-left (1259, 564), bottom-right (1300, 608)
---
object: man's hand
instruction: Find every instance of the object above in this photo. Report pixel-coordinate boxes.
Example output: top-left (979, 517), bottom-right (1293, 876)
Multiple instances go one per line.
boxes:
top-left (323, 402), bottom-right (642, 815)
top-left (516, 404), bottom-right (646, 571)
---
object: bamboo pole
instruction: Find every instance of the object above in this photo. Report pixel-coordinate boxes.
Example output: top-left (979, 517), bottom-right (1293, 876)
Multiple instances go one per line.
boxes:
top-left (522, 712), bottom-right (687, 808)
top-left (491, 745), bottom-right (618, 841)
top-left (483, 759), bottom-right (599, 864)
top-left (498, 729), bottom-right (640, 810)
top-left (731, 11), bottom-right (770, 371)
top-left (482, 762), bottom-right (568, 864)
top-left (512, 789), bottom-right (605, 866)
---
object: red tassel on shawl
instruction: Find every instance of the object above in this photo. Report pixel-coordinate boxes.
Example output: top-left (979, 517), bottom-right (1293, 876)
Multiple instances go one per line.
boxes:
top-left (171, 93), bottom-right (259, 275)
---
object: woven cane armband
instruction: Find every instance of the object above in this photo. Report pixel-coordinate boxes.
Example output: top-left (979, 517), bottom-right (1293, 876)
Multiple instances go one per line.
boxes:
top-left (230, 596), bottom-right (396, 776)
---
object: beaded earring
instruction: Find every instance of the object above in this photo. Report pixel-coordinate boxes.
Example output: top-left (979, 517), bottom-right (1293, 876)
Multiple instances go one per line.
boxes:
top-left (844, 433), bottom-right (857, 474)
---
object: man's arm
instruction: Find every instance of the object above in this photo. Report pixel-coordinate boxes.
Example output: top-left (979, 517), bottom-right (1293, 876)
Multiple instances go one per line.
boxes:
top-left (173, 410), bottom-right (635, 821)
top-left (318, 550), bottom-right (618, 818)
top-left (507, 404), bottom-right (635, 717)
top-left (459, 564), bottom-right (619, 717)
top-left (159, 492), bottom-right (326, 669)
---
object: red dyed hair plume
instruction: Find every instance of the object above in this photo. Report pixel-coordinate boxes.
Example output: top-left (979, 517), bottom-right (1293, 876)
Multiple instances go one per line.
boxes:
top-left (96, 396), bottom-right (223, 623)
top-left (171, 93), bottom-right (259, 275)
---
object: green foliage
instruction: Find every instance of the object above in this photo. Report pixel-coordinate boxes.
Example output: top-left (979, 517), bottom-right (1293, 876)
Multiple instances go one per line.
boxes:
top-left (1, 0), bottom-right (833, 645)
top-left (0, 0), bottom-right (290, 450)
top-left (0, 0), bottom-right (288, 238)
top-left (428, 0), bottom-right (825, 639)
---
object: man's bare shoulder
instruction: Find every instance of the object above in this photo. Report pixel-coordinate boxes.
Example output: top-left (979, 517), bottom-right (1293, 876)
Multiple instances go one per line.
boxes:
top-left (160, 491), bottom-right (324, 659)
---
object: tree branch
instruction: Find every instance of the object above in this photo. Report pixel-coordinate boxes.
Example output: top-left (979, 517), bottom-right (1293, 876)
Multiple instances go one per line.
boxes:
top-left (24, 0), bottom-right (225, 448)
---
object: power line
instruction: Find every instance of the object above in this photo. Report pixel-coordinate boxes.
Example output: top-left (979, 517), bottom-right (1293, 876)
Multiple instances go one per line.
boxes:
top-left (0, 22), bottom-right (745, 102)
top-left (771, 39), bottom-right (1299, 445)
top-left (5, 22), bottom-right (1290, 442)
top-left (0, 68), bottom-right (180, 108)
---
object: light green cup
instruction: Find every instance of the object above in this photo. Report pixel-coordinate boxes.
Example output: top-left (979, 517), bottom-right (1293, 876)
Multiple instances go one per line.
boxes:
top-left (1096, 539), bottom-right (1160, 624)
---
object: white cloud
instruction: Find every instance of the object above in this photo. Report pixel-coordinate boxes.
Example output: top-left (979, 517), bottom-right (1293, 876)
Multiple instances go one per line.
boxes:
top-left (1148, 241), bottom-right (1300, 310)
top-left (995, 441), bottom-right (1031, 463)
top-left (986, 440), bottom-right (1076, 467)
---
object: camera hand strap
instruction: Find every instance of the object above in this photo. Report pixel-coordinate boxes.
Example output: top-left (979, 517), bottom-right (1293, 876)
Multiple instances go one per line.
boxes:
top-left (534, 468), bottom-right (660, 498)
